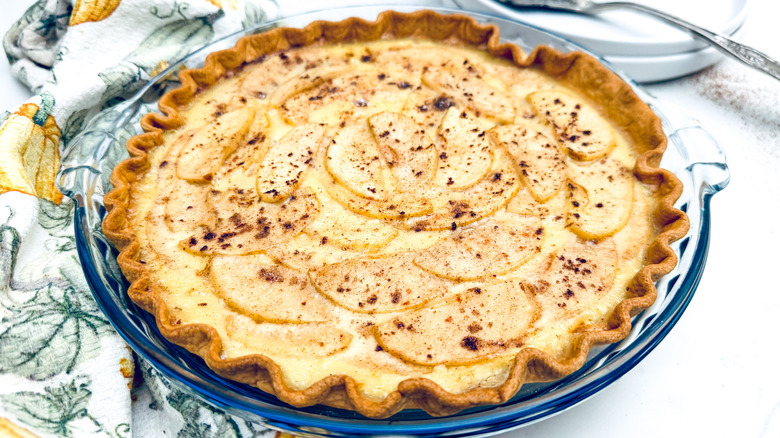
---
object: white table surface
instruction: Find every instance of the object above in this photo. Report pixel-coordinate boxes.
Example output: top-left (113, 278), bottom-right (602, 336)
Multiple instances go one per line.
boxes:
top-left (3, 1), bottom-right (780, 437)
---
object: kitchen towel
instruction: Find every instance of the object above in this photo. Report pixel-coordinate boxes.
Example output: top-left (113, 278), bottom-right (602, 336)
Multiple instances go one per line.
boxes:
top-left (0, 1), bottom-right (285, 436)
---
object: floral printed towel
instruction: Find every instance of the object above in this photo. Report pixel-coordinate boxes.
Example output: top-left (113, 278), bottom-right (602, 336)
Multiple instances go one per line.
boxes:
top-left (0, 0), bottom-right (286, 436)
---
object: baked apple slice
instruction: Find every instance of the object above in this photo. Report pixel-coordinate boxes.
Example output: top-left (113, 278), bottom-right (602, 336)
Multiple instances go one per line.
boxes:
top-left (211, 255), bottom-right (335, 323)
top-left (505, 184), bottom-right (550, 218)
top-left (304, 197), bottom-right (398, 252)
top-left (265, 234), bottom-right (359, 272)
top-left (269, 65), bottom-right (352, 107)
top-left (405, 147), bottom-right (521, 231)
top-left (282, 69), bottom-right (415, 125)
top-left (374, 278), bottom-right (539, 365)
top-left (183, 188), bottom-right (319, 255)
top-left (423, 67), bottom-right (515, 123)
top-left (326, 122), bottom-right (391, 200)
top-left (368, 111), bottom-right (437, 193)
top-left (414, 212), bottom-right (542, 281)
top-left (401, 87), bottom-right (453, 139)
top-left (256, 123), bottom-right (326, 202)
top-left (490, 124), bottom-right (566, 202)
top-left (156, 133), bottom-right (217, 233)
top-left (566, 158), bottom-right (634, 239)
top-left (431, 107), bottom-right (493, 190)
top-left (175, 106), bottom-right (257, 182)
top-left (530, 238), bottom-right (617, 318)
top-left (323, 180), bottom-right (432, 220)
top-left (226, 315), bottom-right (352, 358)
top-left (373, 45), bottom-right (478, 76)
top-left (237, 50), bottom-right (333, 101)
top-left (162, 179), bottom-right (215, 233)
top-left (310, 253), bottom-right (451, 313)
top-left (527, 89), bottom-right (615, 161)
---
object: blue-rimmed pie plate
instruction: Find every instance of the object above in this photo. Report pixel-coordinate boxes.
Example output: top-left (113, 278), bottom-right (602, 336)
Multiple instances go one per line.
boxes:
top-left (57, 5), bottom-right (728, 437)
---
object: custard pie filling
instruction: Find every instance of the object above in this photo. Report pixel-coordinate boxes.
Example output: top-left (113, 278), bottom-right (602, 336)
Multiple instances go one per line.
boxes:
top-left (129, 40), bottom-right (662, 401)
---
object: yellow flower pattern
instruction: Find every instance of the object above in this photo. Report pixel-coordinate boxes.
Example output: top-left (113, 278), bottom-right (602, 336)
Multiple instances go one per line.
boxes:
top-left (69, 0), bottom-right (123, 26)
top-left (0, 103), bottom-right (63, 204)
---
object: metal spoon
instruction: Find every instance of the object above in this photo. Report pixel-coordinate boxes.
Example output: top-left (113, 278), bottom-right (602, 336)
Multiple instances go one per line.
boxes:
top-left (497, 0), bottom-right (780, 81)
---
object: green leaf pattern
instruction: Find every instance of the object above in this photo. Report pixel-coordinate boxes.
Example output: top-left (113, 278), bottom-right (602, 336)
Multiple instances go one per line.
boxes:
top-left (142, 363), bottom-right (275, 438)
top-left (0, 279), bottom-right (110, 379)
top-left (1, 0), bottom-right (281, 436)
top-left (97, 9), bottom-right (224, 102)
top-left (0, 376), bottom-right (114, 437)
top-left (0, 226), bottom-right (21, 288)
top-left (242, 2), bottom-right (267, 29)
top-left (62, 108), bottom-right (90, 145)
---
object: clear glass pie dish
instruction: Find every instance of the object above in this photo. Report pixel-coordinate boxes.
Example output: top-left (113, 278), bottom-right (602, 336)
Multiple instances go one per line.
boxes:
top-left (56, 5), bottom-right (730, 437)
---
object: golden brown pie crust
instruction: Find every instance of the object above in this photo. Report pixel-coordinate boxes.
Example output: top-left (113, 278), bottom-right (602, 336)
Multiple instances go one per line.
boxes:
top-left (102, 10), bottom-right (689, 418)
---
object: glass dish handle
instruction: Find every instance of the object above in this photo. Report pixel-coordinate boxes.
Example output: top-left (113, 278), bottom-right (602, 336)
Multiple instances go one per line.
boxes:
top-left (649, 100), bottom-right (730, 199)
top-left (56, 97), bottom-right (150, 234)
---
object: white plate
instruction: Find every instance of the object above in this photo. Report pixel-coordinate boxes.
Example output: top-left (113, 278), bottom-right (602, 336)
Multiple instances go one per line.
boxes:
top-left (456, 0), bottom-right (750, 57)
top-left (604, 22), bottom-right (746, 82)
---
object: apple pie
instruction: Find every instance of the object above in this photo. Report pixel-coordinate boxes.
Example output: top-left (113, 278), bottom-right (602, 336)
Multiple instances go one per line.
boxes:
top-left (103, 10), bottom-right (689, 418)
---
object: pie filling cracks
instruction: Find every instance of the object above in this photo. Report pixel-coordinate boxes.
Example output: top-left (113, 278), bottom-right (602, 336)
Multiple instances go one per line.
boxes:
top-left (103, 10), bottom-right (688, 418)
